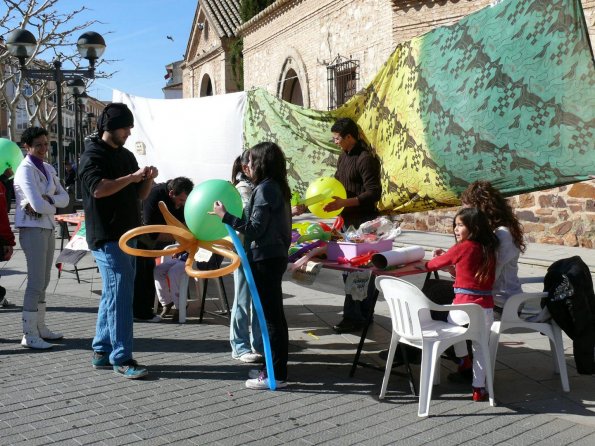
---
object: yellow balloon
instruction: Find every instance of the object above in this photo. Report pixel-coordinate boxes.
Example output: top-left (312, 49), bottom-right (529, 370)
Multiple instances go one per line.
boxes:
top-left (305, 177), bottom-right (346, 218)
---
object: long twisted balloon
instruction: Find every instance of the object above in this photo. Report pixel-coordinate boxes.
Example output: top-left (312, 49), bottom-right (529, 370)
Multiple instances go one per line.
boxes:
top-left (118, 201), bottom-right (278, 390)
top-left (119, 201), bottom-right (240, 279)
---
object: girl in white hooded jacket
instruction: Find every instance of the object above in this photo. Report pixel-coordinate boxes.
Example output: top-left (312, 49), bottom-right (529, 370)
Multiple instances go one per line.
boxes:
top-left (14, 127), bottom-right (69, 349)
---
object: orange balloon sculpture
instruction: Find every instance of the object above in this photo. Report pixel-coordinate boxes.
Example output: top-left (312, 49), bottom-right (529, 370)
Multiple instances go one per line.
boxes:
top-left (119, 201), bottom-right (240, 279)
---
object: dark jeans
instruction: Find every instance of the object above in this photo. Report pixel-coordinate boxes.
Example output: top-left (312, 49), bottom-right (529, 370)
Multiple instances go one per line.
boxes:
top-left (341, 272), bottom-right (375, 324)
top-left (250, 257), bottom-right (289, 381)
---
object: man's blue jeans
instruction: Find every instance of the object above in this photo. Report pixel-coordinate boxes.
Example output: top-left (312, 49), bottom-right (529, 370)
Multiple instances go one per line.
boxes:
top-left (91, 241), bottom-right (136, 365)
top-left (230, 266), bottom-right (262, 357)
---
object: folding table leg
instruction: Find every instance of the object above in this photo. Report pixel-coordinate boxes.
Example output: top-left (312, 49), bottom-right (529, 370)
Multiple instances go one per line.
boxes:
top-left (199, 279), bottom-right (209, 323)
top-left (349, 288), bottom-right (380, 377)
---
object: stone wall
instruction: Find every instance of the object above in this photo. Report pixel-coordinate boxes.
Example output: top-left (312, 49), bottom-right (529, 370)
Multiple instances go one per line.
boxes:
top-left (400, 179), bottom-right (595, 248)
top-left (241, 0), bottom-right (395, 110)
top-left (391, 0), bottom-right (492, 43)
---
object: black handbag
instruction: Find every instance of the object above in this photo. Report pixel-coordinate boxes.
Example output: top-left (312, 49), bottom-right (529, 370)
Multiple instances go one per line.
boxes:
top-left (422, 278), bottom-right (455, 322)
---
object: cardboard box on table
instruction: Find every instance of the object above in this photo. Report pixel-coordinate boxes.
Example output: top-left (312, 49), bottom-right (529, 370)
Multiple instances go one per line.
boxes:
top-left (326, 239), bottom-right (393, 261)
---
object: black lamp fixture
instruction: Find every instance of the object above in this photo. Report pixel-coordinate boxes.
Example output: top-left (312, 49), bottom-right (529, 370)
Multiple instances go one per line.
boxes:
top-left (6, 28), bottom-right (106, 179)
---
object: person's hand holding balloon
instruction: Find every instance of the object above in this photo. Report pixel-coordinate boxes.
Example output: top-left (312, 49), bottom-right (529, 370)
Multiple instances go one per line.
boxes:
top-left (212, 200), bottom-right (227, 218)
top-left (305, 177), bottom-right (346, 218)
top-left (291, 204), bottom-right (307, 216)
top-left (323, 196), bottom-right (347, 213)
top-left (144, 165), bottom-right (159, 180)
top-left (131, 167), bottom-right (149, 183)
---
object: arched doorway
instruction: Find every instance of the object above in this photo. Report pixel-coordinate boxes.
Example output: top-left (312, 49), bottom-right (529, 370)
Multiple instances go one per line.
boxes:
top-left (276, 51), bottom-right (309, 108)
top-left (200, 74), bottom-right (213, 97)
top-left (281, 69), bottom-right (303, 106)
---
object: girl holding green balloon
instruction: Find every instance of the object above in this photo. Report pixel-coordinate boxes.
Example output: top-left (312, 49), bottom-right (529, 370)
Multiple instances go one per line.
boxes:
top-left (212, 142), bottom-right (292, 390)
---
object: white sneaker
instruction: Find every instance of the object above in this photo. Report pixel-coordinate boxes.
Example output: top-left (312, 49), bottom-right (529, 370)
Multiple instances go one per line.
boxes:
top-left (245, 374), bottom-right (287, 390)
top-left (233, 352), bottom-right (263, 363)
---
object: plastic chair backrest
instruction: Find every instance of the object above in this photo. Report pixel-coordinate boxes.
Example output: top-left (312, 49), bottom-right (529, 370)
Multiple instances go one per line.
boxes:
top-left (376, 276), bottom-right (434, 341)
top-left (160, 244), bottom-right (179, 263)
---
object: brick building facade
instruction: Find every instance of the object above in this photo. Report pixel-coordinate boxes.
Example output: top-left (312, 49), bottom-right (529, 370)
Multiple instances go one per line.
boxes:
top-left (182, 0), bottom-right (241, 98)
top-left (186, 0), bottom-right (595, 247)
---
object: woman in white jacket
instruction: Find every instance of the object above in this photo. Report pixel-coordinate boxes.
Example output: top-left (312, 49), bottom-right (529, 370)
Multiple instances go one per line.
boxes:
top-left (14, 127), bottom-right (69, 349)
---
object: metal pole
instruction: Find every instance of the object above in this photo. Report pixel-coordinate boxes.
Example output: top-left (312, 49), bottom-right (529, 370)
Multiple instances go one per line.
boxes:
top-left (73, 96), bottom-right (79, 165)
top-left (79, 101), bottom-right (85, 157)
top-left (53, 59), bottom-right (64, 181)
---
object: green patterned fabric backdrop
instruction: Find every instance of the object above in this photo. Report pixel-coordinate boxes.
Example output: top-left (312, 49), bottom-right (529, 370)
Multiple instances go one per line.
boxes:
top-left (244, 0), bottom-right (595, 213)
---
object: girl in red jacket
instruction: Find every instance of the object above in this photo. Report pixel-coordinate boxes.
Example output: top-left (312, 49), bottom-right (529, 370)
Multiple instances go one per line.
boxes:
top-left (426, 207), bottom-right (499, 402)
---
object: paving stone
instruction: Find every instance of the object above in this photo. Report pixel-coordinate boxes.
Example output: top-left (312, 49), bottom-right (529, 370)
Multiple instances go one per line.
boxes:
top-left (0, 229), bottom-right (594, 445)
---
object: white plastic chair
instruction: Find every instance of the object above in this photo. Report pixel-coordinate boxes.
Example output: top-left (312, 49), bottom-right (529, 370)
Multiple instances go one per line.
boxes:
top-left (490, 292), bottom-right (570, 392)
top-left (375, 276), bottom-right (495, 417)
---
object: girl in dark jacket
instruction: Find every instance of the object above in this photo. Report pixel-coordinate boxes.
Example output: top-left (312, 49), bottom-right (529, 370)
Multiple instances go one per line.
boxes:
top-left (213, 142), bottom-right (292, 389)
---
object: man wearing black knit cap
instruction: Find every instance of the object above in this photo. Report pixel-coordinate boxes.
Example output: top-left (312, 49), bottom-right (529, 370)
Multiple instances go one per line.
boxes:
top-left (78, 102), bottom-right (158, 379)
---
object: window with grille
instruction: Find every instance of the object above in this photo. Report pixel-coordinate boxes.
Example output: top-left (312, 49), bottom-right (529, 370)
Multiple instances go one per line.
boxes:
top-left (327, 56), bottom-right (359, 110)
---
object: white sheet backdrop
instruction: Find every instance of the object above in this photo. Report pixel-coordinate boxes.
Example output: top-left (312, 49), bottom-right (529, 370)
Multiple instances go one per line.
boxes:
top-left (112, 90), bottom-right (247, 186)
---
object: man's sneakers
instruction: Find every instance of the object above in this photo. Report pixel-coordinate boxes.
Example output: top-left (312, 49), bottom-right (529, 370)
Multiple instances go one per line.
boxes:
top-left (91, 351), bottom-right (112, 369)
top-left (233, 352), bottom-right (264, 363)
top-left (113, 359), bottom-right (149, 379)
top-left (245, 369), bottom-right (287, 390)
top-left (472, 387), bottom-right (489, 402)
top-left (92, 352), bottom-right (148, 379)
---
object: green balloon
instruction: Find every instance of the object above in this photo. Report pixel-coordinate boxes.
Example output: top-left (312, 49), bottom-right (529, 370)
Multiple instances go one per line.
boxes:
top-left (184, 179), bottom-right (243, 241)
top-left (0, 138), bottom-right (24, 175)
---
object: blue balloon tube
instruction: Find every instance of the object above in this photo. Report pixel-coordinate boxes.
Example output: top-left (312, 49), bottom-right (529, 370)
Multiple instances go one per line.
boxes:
top-left (225, 225), bottom-right (276, 390)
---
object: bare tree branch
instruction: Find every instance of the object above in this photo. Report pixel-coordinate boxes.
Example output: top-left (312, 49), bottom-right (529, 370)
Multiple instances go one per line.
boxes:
top-left (1, 0), bottom-right (112, 140)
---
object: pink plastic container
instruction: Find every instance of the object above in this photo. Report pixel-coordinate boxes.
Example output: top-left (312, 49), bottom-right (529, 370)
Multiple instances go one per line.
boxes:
top-left (326, 239), bottom-right (393, 261)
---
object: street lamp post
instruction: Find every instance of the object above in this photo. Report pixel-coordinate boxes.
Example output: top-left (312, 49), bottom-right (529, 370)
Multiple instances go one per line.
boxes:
top-left (66, 79), bottom-right (88, 203)
top-left (66, 78), bottom-right (86, 163)
top-left (77, 94), bottom-right (88, 160)
top-left (6, 29), bottom-right (106, 180)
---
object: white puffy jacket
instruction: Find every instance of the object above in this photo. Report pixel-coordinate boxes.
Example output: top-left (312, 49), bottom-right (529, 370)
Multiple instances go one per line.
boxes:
top-left (14, 156), bottom-right (69, 229)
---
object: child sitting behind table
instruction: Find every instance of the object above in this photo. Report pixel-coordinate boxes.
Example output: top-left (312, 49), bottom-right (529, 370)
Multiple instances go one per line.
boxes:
top-left (425, 207), bottom-right (499, 402)
top-left (154, 252), bottom-right (189, 322)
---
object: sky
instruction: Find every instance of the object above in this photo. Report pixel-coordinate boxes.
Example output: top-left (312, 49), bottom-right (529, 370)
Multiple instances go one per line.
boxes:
top-left (40, 0), bottom-right (198, 101)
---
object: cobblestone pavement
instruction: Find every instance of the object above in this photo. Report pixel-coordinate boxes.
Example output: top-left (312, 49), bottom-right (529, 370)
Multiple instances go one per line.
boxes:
top-left (1, 226), bottom-right (594, 445)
